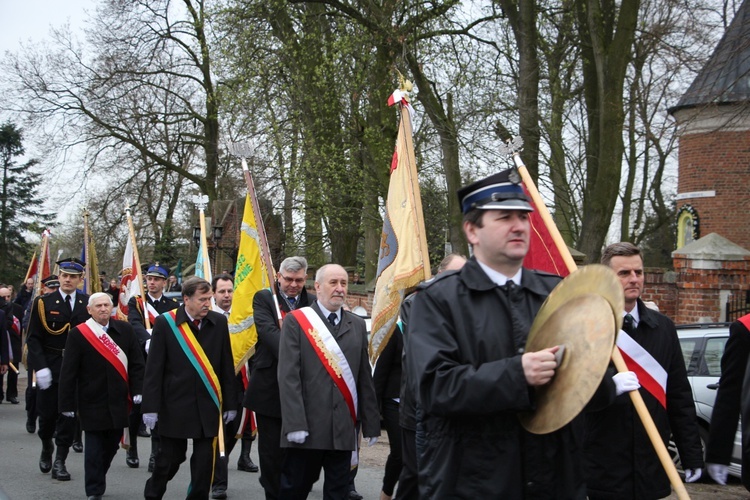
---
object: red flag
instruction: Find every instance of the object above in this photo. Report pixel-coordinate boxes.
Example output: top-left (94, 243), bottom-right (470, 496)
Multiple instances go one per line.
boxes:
top-left (522, 185), bottom-right (570, 277)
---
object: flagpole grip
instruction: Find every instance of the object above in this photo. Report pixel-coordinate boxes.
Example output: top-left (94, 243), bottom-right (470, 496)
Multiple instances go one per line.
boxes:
top-left (218, 414), bottom-right (226, 458)
top-left (611, 347), bottom-right (690, 499)
top-left (512, 151), bottom-right (689, 499)
top-left (512, 157), bottom-right (577, 273)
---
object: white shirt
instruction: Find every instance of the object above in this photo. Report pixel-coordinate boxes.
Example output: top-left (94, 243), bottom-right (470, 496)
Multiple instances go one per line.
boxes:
top-left (476, 261), bottom-right (523, 287)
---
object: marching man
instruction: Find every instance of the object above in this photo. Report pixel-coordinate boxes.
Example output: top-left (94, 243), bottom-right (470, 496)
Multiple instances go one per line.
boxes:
top-left (58, 293), bottom-right (144, 500)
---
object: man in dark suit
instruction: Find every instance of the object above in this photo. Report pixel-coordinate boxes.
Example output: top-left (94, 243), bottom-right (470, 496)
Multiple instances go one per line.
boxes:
top-left (705, 313), bottom-right (750, 487)
top-left (584, 242), bottom-right (703, 498)
top-left (58, 292), bottom-right (145, 500)
top-left (142, 277), bottom-right (238, 500)
top-left (244, 256), bottom-right (314, 500)
top-left (24, 274), bottom-right (61, 435)
top-left (0, 285), bottom-right (23, 403)
top-left (211, 272), bottom-right (259, 500)
top-left (278, 263), bottom-right (380, 499)
top-left (26, 257), bottom-right (90, 481)
top-left (126, 263), bottom-right (179, 470)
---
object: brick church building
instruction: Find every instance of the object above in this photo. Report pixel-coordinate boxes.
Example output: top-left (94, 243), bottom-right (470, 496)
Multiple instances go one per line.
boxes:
top-left (653, 0), bottom-right (750, 323)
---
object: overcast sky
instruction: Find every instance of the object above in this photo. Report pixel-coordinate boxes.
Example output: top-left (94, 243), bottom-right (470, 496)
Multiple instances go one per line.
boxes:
top-left (0, 1), bottom-right (95, 55)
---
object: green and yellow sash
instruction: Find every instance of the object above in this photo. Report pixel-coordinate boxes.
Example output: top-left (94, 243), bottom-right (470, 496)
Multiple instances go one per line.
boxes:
top-left (164, 311), bottom-right (222, 410)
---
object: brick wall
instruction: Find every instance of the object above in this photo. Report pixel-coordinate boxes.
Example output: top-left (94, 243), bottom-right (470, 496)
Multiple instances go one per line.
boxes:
top-left (678, 130), bottom-right (750, 250)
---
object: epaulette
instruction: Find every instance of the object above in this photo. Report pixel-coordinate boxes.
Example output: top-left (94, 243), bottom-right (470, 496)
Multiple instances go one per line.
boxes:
top-left (419, 269), bottom-right (460, 290)
top-left (168, 297), bottom-right (179, 303)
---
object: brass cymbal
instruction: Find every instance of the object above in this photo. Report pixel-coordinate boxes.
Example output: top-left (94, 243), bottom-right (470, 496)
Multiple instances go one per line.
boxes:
top-left (519, 264), bottom-right (624, 434)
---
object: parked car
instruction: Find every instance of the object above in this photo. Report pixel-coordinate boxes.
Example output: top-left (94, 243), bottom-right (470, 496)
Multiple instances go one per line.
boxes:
top-left (672, 323), bottom-right (742, 477)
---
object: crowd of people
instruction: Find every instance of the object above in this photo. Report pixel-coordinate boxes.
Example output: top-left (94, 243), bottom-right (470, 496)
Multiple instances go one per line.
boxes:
top-left (1, 168), bottom-right (749, 499)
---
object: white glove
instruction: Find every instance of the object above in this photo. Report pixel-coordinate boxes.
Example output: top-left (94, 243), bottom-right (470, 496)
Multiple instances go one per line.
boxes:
top-left (36, 368), bottom-right (52, 390)
top-left (685, 468), bottom-right (702, 483)
top-left (286, 430), bottom-right (309, 444)
top-left (706, 463), bottom-right (727, 485)
top-left (62, 411), bottom-right (75, 417)
top-left (364, 436), bottom-right (378, 447)
top-left (223, 410), bottom-right (237, 424)
top-left (143, 412), bottom-right (158, 430)
top-left (145, 339), bottom-right (151, 354)
top-left (613, 371), bottom-right (640, 396)
top-left (133, 394), bottom-right (142, 404)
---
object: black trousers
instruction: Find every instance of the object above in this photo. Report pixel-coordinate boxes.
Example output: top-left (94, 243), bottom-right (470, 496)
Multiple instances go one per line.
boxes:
top-left (144, 435), bottom-right (216, 500)
top-left (279, 448), bottom-right (350, 500)
top-left (381, 399), bottom-right (402, 495)
top-left (36, 382), bottom-right (74, 446)
top-left (84, 428), bottom-right (121, 496)
top-left (25, 367), bottom-right (37, 420)
top-left (0, 334), bottom-right (20, 398)
top-left (395, 427), bottom-right (419, 500)
top-left (256, 413), bottom-right (285, 499)
top-left (211, 411), bottom-right (247, 490)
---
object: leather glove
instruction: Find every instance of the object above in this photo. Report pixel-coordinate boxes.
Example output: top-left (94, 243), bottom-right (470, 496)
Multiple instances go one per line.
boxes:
top-left (613, 371), bottom-right (640, 396)
top-left (685, 468), bottom-right (702, 483)
top-left (145, 339), bottom-right (151, 354)
top-left (37, 368), bottom-right (52, 390)
top-left (286, 430), bottom-right (309, 444)
top-left (143, 412), bottom-right (158, 430)
top-left (706, 463), bottom-right (727, 485)
top-left (62, 411), bottom-right (75, 417)
top-left (364, 437), bottom-right (378, 447)
top-left (133, 394), bottom-right (142, 404)
top-left (223, 410), bottom-right (237, 424)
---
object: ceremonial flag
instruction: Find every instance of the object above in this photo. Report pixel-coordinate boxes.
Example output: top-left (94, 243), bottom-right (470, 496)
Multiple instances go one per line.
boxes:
top-left (194, 237), bottom-right (210, 281)
top-left (369, 89), bottom-right (430, 363)
top-left (229, 195), bottom-right (269, 370)
top-left (522, 185), bottom-right (571, 277)
top-left (116, 236), bottom-right (141, 320)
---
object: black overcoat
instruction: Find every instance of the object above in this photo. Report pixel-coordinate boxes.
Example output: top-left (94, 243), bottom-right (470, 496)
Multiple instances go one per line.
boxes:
top-left (141, 306), bottom-right (237, 439)
top-left (58, 319), bottom-right (145, 431)
top-left (243, 287), bottom-right (314, 418)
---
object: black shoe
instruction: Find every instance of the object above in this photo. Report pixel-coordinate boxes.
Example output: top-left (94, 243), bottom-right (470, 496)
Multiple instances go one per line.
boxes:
top-left (126, 448), bottom-right (139, 468)
top-left (88, 496), bottom-right (103, 500)
top-left (237, 455), bottom-right (259, 473)
top-left (72, 441), bottom-right (83, 453)
top-left (39, 440), bottom-right (54, 473)
top-left (348, 491), bottom-right (363, 500)
top-left (7, 396), bottom-right (18, 404)
top-left (138, 422), bottom-right (151, 438)
top-left (26, 418), bottom-right (36, 434)
top-left (211, 487), bottom-right (227, 499)
top-left (51, 459), bottom-right (71, 481)
top-left (148, 454), bottom-right (155, 473)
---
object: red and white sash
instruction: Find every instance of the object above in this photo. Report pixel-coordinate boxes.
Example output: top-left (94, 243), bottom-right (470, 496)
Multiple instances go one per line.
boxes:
top-left (78, 319), bottom-right (129, 383)
top-left (616, 329), bottom-right (667, 408)
top-left (739, 314), bottom-right (750, 330)
top-left (291, 308), bottom-right (358, 422)
top-left (139, 297), bottom-right (160, 325)
top-left (78, 319), bottom-right (132, 446)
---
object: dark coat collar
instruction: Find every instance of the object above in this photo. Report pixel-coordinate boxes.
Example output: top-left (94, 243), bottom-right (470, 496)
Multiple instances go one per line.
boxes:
top-left (459, 257), bottom-right (554, 297)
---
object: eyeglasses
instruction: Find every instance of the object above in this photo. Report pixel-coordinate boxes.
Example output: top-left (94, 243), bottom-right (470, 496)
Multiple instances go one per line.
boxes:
top-left (280, 275), bottom-right (306, 285)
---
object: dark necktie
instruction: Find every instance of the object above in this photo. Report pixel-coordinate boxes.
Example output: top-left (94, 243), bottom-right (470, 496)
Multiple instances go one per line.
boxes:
top-left (327, 312), bottom-right (337, 327)
top-left (623, 313), bottom-right (635, 334)
top-left (193, 319), bottom-right (201, 330)
top-left (65, 295), bottom-right (72, 311)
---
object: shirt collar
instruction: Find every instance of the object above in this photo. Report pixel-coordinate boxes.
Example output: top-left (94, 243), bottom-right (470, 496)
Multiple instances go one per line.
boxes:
top-left (476, 260), bottom-right (523, 287)
top-left (148, 293), bottom-right (163, 303)
top-left (624, 307), bottom-right (640, 327)
top-left (317, 302), bottom-right (340, 323)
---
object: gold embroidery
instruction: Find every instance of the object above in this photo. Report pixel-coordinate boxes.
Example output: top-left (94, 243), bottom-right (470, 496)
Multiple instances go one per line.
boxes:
top-left (307, 327), bottom-right (343, 377)
top-left (37, 299), bottom-right (70, 336)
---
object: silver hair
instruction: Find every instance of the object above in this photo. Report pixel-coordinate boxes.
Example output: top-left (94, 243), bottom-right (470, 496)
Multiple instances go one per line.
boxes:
top-left (88, 292), bottom-right (113, 307)
top-left (280, 256), bottom-right (308, 274)
top-left (315, 263), bottom-right (347, 283)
